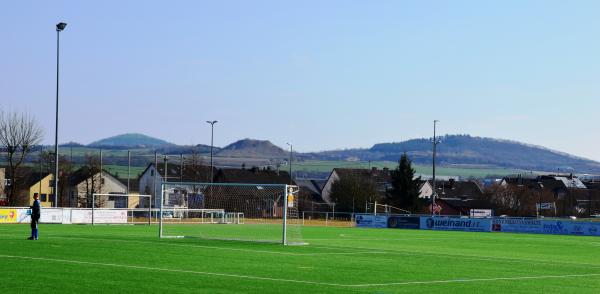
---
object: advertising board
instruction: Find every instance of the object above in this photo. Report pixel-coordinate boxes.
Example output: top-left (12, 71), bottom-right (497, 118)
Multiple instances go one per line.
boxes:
top-left (40, 208), bottom-right (64, 224)
top-left (541, 220), bottom-right (600, 237)
top-left (469, 209), bottom-right (493, 218)
top-left (387, 216), bottom-right (420, 229)
top-left (420, 216), bottom-right (492, 232)
top-left (492, 218), bottom-right (543, 234)
top-left (0, 209), bottom-right (18, 223)
top-left (70, 209), bottom-right (127, 224)
top-left (355, 214), bottom-right (388, 228)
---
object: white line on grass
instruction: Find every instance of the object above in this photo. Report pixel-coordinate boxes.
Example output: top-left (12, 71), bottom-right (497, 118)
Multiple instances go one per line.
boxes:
top-left (346, 273), bottom-right (600, 287)
top-left (311, 244), bottom-right (600, 270)
top-left (4, 234), bottom-right (382, 257)
top-left (1, 254), bottom-right (599, 288)
top-left (0, 254), bottom-right (348, 287)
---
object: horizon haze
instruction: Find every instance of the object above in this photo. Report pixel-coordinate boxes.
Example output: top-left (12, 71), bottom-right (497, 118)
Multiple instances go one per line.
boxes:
top-left (2, 1), bottom-right (599, 160)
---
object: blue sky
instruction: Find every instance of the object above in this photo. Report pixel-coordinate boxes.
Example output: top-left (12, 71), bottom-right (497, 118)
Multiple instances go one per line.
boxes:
top-left (1, 1), bottom-right (599, 161)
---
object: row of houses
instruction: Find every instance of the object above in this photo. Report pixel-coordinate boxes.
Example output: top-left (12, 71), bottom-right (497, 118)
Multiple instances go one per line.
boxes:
top-left (1, 163), bottom-right (598, 217)
top-left (0, 164), bottom-right (293, 209)
top-left (312, 167), bottom-right (600, 216)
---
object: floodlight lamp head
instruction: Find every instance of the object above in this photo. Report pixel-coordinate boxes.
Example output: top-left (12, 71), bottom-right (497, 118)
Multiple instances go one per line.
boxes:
top-left (56, 22), bottom-right (67, 31)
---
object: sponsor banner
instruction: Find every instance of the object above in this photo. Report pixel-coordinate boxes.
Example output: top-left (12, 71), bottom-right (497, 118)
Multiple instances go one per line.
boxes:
top-left (420, 216), bottom-right (492, 232)
top-left (70, 209), bottom-right (93, 224)
top-left (540, 220), bottom-right (600, 237)
top-left (0, 209), bottom-right (18, 223)
top-left (40, 208), bottom-right (63, 224)
top-left (536, 203), bottom-right (555, 210)
top-left (70, 209), bottom-right (127, 224)
top-left (93, 210), bottom-right (128, 224)
top-left (470, 209), bottom-right (493, 218)
top-left (355, 214), bottom-right (388, 228)
top-left (492, 218), bottom-right (544, 234)
top-left (492, 218), bottom-right (600, 237)
top-left (387, 216), bottom-right (420, 229)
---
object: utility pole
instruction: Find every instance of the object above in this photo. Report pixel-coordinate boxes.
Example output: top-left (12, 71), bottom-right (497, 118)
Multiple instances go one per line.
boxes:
top-left (431, 120), bottom-right (441, 216)
top-left (127, 150), bottom-right (131, 194)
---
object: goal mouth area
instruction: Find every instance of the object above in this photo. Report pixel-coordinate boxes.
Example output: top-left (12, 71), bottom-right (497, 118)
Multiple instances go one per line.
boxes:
top-left (159, 183), bottom-right (304, 245)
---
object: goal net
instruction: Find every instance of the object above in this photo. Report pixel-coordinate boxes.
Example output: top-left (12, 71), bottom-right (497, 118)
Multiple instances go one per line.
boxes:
top-left (92, 193), bottom-right (152, 225)
top-left (159, 183), bottom-right (304, 245)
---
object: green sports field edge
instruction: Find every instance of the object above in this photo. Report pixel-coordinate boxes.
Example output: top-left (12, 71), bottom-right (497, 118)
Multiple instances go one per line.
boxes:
top-left (1, 224), bottom-right (599, 293)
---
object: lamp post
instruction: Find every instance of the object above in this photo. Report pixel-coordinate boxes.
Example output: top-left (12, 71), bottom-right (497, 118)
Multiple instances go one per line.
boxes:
top-left (54, 22), bottom-right (67, 207)
top-left (206, 121), bottom-right (217, 183)
top-left (431, 120), bottom-right (440, 216)
top-left (286, 143), bottom-right (293, 185)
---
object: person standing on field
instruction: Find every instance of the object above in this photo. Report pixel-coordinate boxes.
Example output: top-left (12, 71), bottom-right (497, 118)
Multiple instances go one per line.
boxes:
top-left (28, 194), bottom-right (41, 240)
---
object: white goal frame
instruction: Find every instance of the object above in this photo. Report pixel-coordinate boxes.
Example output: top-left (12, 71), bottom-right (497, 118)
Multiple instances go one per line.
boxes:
top-left (159, 183), bottom-right (299, 245)
top-left (92, 193), bottom-right (152, 225)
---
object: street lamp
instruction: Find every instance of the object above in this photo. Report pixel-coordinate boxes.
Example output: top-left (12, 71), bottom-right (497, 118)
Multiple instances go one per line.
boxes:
top-left (206, 121), bottom-right (217, 183)
top-left (286, 143), bottom-right (293, 185)
top-left (431, 120), bottom-right (441, 216)
top-left (54, 22), bottom-right (67, 207)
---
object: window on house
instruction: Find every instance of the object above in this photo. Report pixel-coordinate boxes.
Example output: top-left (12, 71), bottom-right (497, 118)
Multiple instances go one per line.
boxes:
top-left (41, 194), bottom-right (47, 202)
top-left (151, 170), bottom-right (154, 176)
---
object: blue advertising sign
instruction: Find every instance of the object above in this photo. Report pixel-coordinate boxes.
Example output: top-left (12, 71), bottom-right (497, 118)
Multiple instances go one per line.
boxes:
top-left (387, 216), bottom-right (420, 229)
top-left (541, 220), bottom-right (600, 237)
top-left (420, 216), bottom-right (492, 232)
top-left (492, 218), bottom-right (600, 237)
top-left (355, 214), bottom-right (388, 228)
top-left (492, 218), bottom-right (544, 234)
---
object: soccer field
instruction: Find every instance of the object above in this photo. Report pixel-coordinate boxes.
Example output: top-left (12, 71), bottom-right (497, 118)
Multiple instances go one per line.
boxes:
top-left (1, 224), bottom-right (599, 293)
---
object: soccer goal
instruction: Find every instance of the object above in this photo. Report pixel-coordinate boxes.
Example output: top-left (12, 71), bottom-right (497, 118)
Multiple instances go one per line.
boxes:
top-left (159, 182), bottom-right (305, 245)
top-left (91, 193), bottom-right (152, 225)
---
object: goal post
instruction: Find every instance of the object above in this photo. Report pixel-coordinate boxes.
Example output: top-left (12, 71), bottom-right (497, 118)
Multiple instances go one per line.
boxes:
top-left (159, 182), bottom-right (305, 245)
top-left (92, 193), bottom-right (152, 225)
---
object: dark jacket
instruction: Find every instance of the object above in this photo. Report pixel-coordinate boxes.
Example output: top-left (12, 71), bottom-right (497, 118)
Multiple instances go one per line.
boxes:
top-left (31, 200), bottom-right (41, 220)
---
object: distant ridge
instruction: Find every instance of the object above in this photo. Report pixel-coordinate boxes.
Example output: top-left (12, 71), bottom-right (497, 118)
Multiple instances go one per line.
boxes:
top-left (75, 133), bottom-right (600, 174)
top-left (307, 134), bottom-right (600, 173)
top-left (88, 133), bottom-right (174, 148)
top-left (217, 139), bottom-right (288, 158)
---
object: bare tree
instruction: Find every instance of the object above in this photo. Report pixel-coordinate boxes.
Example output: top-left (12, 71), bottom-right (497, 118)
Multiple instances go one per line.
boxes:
top-left (0, 111), bottom-right (43, 206)
top-left (330, 173), bottom-right (379, 213)
top-left (40, 151), bottom-right (73, 207)
top-left (484, 184), bottom-right (539, 216)
top-left (77, 153), bottom-right (104, 208)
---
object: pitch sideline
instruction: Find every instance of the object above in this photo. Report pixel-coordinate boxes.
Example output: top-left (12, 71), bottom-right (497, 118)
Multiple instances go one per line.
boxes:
top-left (1, 254), bottom-right (599, 288)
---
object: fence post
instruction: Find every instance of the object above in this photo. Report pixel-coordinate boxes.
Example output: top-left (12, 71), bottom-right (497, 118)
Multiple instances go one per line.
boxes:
top-left (92, 194), bottom-right (95, 226)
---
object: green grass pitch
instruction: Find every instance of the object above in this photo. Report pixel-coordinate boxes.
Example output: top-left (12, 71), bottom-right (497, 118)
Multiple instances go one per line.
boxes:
top-left (1, 224), bottom-right (599, 293)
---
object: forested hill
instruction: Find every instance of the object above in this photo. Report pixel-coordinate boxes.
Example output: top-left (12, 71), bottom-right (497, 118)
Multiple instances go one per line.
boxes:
top-left (307, 135), bottom-right (600, 173)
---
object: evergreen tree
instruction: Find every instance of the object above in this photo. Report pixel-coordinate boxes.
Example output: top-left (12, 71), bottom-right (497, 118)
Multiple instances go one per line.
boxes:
top-left (387, 153), bottom-right (423, 212)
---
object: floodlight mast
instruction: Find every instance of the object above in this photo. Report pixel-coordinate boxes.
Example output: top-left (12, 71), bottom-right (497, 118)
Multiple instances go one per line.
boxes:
top-left (206, 120), bottom-right (218, 183)
top-left (53, 22), bottom-right (67, 207)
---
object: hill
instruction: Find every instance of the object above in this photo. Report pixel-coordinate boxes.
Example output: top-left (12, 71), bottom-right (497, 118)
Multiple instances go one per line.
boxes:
top-left (216, 139), bottom-right (288, 159)
top-left (88, 133), bottom-right (174, 148)
top-left (306, 135), bottom-right (600, 173)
